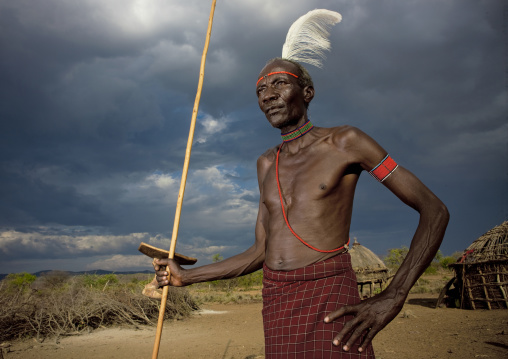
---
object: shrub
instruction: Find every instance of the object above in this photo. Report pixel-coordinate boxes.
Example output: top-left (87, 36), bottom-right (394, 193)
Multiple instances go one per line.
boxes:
top-left (384, 247), bottom-right (457, 274)
top-left (439, 251), bottom-right (462, 268)
top-left (4, 272), bottom-right (37, 293)
top-left (0, 273), bottom-right (198, 342)
top-left (384, 247), bottom-right (409, 269)
top-left (82, 273), bottom-right (119, 290)
top-left (212, 253), bottom-right (224, 263)
top-left (423, 266), bottom-right (438, 275)
top-left (237, 270), bottom-right (263, 288)
top-left (201, 269), bottom-right (263, 292)
top-left (35, 271), bottom-right (71, 290)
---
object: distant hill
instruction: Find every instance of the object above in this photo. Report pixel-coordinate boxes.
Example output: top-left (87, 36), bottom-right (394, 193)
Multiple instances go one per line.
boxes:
top-left (0, 269), bottom-right (153, 281)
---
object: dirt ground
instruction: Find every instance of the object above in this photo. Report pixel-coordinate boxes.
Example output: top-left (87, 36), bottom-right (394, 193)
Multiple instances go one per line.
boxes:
top-left (2, 293), bottom-right (507, 359)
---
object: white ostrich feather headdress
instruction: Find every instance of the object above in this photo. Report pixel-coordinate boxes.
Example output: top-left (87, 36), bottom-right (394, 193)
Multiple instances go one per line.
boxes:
top-left (281, 9), bottom-right (342, 68)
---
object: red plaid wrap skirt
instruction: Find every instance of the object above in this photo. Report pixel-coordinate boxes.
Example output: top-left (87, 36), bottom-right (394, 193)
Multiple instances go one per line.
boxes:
top-left (262, 253), bottom-right (375, 358)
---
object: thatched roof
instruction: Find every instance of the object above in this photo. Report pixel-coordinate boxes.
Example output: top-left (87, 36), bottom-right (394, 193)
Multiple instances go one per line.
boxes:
top-left (349, 238), bottom-right (388, 282)
top-left (454, 221), bottom-right (508, 264)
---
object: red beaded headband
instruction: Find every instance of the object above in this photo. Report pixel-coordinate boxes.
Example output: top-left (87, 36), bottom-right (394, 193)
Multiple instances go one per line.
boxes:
top-left (256, 71), bottom-right (299, 86)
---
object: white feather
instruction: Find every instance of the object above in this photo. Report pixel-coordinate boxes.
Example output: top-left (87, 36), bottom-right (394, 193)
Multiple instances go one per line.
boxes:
top-left (282, 9), bottom-right (342, 68)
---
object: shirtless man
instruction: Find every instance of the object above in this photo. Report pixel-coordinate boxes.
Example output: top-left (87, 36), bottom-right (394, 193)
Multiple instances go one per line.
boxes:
top-left (154, 58), bottom-right (449, 357)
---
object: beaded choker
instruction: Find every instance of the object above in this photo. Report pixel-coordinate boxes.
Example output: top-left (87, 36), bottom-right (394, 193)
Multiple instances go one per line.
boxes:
top-left (281, 120), bottom-right (314, 142)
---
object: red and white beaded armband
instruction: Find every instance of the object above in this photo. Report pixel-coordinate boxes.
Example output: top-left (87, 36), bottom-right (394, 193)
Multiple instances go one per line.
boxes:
top-left (369, 155), bottom-right (398, 182)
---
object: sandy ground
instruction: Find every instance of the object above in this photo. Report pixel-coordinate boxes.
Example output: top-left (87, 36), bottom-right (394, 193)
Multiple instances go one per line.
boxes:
top-left (3, 293), bottom-right (508, 359)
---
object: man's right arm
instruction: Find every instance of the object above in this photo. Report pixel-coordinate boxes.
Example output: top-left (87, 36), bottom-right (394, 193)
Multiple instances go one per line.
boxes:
top-left (154, 234), bottom-right (266, 286)
top-left (154, 154), bottom-right (272, 287)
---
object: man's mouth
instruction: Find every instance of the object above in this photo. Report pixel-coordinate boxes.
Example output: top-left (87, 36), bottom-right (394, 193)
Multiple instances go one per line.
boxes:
top-left (266, 105), bottom-right (283, 116)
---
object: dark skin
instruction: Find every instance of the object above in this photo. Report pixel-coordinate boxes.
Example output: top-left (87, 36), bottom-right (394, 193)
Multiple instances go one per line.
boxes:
top-left (155, 59), bottom-right (449, 352)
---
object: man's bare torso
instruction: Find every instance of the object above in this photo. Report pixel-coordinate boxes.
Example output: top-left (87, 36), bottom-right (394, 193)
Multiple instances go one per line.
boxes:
top-left (259, 126), bottom-right (361, 271)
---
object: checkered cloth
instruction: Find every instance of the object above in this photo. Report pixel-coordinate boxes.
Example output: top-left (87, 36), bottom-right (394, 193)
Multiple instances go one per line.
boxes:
top-left (262, 253), bottom-right (375, 358)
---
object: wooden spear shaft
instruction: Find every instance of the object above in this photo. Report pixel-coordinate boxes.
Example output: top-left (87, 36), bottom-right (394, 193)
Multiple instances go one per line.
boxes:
top-left (152, 1), bottom-right (217, 358)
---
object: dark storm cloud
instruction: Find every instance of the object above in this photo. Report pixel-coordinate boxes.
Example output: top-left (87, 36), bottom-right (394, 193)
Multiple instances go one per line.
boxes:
top-left (0, 0), bottom-right (505, 273)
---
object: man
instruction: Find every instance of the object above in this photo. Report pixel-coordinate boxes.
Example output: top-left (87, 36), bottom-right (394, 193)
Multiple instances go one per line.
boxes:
top-left (154, 58), bottom-right (449, 358)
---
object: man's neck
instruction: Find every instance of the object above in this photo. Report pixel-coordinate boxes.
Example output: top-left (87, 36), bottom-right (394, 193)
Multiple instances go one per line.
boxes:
top-left (279, 118), bottom-right (315, 154)
top-left (279, 117), bottom-right (308, 135)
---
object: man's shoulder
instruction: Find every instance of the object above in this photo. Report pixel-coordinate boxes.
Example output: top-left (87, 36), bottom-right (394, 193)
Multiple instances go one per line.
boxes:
top-left (255, 146), bottom-right (279, 185)
top-left (318, 125), bottom-right (368, 148)
top-left (326, 124), bottom-right (364, 136)
top-left (257, 145), bottom-right (278, 171)
top-left (323, 125), bottom-right (389, 169)
top-left (258, 145), bottom-right (278, 162)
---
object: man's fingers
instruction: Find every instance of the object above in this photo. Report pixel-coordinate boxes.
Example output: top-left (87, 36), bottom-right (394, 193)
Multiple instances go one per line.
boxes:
top-left (152, 258), bottom-right (165, 270)
top-left (156, 274), bottom-right (169, 286)
top-left (357, 328), bottom-right (376, 353)
top-left (324, 305), bottom-right (360, 347)
top-left (324, 305), bottom-right (354, 323)
top-left (330, 315), bottom-right (359, 347)
top-left (343, 325), bottom-right (372, 352)
top-left (324, 310), bottom-right (342, 323)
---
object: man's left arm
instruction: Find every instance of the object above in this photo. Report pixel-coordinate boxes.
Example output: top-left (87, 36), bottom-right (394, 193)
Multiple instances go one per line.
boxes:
top-left (326, 128), bottom-right (449, 352)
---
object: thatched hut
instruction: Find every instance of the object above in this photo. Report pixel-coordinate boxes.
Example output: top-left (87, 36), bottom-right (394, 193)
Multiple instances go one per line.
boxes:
top-left (443, 221), bottom-right (508, 310)
top-left (349, 238), bottom-right (389, 298)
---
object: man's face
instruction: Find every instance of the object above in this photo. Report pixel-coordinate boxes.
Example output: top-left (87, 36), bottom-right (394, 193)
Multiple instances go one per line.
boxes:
top-left (256, 60), bottom-right (311, 129)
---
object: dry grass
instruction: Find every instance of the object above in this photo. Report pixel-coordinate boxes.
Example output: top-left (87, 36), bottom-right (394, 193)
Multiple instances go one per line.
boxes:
top-left (409, 269), bottom-right (453, 294)
top-left (0, 272), bottom-right (198, 342)
top-left (188, 271), bottom-right (264, 304)
top-left (189, 286), bottom-right (263, 304)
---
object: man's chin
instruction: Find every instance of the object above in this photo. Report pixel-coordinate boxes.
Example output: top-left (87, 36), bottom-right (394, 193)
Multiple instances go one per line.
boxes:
top-left (266, 115), bottom-right (290, 130)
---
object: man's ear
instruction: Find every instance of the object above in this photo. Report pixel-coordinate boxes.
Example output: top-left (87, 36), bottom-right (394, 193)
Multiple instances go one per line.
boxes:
top-left (303, 86), bottom-right (315, 104)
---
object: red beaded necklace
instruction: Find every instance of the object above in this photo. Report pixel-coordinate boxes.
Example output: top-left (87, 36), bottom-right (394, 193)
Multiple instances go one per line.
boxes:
top-left (275, 134), bottom-right (350, 253)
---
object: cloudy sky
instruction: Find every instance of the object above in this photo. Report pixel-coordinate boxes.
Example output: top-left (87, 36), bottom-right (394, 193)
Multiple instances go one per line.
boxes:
top-left (0, 0), bottom-right (506, 274)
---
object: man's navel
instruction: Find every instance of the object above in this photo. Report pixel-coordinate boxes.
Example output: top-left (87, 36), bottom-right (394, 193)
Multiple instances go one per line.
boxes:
top-left (274, 258), bottom-right (286, 270)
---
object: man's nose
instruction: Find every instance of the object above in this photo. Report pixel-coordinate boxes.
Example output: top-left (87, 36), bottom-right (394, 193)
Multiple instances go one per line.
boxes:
top-left (262, 87), bottom-right (279, 103)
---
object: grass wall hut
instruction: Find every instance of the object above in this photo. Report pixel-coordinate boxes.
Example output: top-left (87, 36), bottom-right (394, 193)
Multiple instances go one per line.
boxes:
top-left (349, 238), bottom-right (389, 298)
top-left (447, 221), bottom-right (508, 310)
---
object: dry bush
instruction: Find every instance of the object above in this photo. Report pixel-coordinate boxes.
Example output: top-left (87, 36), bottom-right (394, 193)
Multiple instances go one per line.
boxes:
top-left (0, 273), bottom-right (198, 342)
top-left (190, 289), bottom-right (263, 304)
top-left (409, 269), bottom-right (453, 294)
top-left (192, 270), bottom-right (263, 293)
top-left (188, 270), bottom-right (264, 304)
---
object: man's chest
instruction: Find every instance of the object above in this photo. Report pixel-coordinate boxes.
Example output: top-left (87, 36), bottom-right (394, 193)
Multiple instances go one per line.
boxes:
top-left (261, 149), bottom-right (352, 212)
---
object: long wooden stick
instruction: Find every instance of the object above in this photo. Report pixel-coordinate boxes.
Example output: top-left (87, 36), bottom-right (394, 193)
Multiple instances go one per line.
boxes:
top-left (152, 1), bottom-right (217, 358)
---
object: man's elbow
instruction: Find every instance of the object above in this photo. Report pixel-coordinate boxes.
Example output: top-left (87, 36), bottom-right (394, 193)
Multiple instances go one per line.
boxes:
top-left (439, 200), bottom-right (449, 222)
top-left (430, 199), bottom-right (450, 231)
